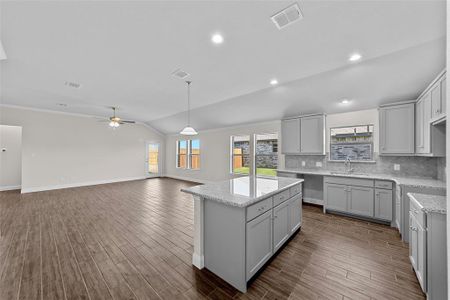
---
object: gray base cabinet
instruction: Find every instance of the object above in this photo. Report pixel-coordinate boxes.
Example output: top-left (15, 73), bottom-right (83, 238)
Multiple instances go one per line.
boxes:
top-left (204, 184), bottom-right (303, 293)
top-left (409, 196), bottom-right (447, 299)
top-left (324, 177), bottom-right (393, 223)
top-left (246, 210), bottom-right (273, 280)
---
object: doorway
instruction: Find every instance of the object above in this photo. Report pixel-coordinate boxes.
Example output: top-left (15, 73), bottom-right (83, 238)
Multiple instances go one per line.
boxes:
top-left (146, 142), bottom-right (160, 178)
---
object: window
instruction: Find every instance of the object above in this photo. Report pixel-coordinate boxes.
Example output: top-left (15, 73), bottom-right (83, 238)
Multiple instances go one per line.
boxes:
top-left (176, 140), bottom-right (187, 168)
top-left (177, 139), bottom-right (200, 169)
top-left (330, 125), bottom-right (374, 161)
top-left (189, 139), bottom-right (200, 170)
top-left (255, 133), bottom-right (278, 177)
top-left (231, 135), bottom-right (250, 174)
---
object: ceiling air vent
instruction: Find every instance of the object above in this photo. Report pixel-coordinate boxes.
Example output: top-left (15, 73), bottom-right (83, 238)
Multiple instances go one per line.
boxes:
top-left (172, 69), bottom-right (190, 80)
top-left (271, 3), bottom-right (303, 30)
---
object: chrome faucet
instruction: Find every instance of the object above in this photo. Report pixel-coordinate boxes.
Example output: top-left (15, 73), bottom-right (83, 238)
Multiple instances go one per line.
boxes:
top-left (345, 157), bottom-right (354, 174)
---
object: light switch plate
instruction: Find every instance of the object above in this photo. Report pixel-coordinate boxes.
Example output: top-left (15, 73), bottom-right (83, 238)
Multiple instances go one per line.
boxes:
top-left (301, 161), bottom-right (306, 167)
top-left (316, 161), bottom-right (322, 167)
top-left (394, 164), bottom-right (400, 171)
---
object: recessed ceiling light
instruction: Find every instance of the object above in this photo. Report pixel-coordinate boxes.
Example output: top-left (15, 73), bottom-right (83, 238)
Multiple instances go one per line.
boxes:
top-left (349, 53), bottom-right (362, 62)
top-left (270, 79), bottom-right (278, 85)
top-left (341, 99), bottom-right (350, 104)
top-left (211, 33), bottom-right (224, 44)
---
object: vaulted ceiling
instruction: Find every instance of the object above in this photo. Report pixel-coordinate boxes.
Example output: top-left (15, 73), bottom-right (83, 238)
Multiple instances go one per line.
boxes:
top-left (0, 1), bottom-right (446, 133)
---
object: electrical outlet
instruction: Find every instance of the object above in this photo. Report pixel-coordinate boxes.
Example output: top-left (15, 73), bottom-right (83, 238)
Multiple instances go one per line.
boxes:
top-left (316, 161), bottom-right (322, 167)
top-left (394, 164), bottom-right (400, 171)
top-left (301, 161), bottom-right (306, 167)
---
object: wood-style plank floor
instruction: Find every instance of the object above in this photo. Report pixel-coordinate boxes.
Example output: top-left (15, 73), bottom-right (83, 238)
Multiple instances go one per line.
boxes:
top-left (0, 178), bottom-right (425, 300)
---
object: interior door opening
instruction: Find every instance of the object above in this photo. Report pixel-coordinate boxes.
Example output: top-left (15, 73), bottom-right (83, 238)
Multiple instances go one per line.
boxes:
top-left (147, 142), bottom-right (160, 177)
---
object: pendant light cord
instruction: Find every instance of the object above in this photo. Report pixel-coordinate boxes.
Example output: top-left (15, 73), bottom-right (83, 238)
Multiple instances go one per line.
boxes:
top-left (186, 81), bottom-right (192, 126)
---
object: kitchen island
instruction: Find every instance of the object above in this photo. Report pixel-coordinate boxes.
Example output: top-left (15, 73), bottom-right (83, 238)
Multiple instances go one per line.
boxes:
top-left (181, 176), bottom-right (304, 292)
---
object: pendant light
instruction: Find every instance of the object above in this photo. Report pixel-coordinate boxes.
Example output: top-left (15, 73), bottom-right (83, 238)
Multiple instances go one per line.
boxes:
top-left (180, 80), bottom-right (198, 135)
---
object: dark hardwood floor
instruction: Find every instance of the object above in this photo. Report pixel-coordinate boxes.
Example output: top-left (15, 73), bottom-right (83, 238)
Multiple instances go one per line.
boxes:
top-left (0, 178), bottom-right (425, 300)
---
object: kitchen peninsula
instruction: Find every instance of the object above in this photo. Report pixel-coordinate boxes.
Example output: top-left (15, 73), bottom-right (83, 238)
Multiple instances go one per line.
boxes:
top-left (181, 176), bottom-right (304, 292)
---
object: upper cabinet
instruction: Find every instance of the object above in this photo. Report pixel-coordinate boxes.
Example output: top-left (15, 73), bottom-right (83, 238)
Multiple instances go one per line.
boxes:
top-left (281, 114), bottom-right (325, 155)
top-left (379, 102), bottom-right (415, 155)
top-left (415, 70), bottom-right (446, 157)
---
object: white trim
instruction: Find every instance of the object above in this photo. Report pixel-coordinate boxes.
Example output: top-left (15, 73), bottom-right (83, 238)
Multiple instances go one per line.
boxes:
top-left (20, 176), bottom-right (147, 194)
top-left (164, 175), bottom-right (210, 184)
top-left (192, 253), bottom-right (205, 269)
top-left (0, 185), bottom-right (21, 191)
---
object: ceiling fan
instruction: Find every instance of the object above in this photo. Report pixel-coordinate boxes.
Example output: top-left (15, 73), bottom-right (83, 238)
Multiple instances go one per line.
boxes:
top-left (101, 107), bottom-right (136, 128)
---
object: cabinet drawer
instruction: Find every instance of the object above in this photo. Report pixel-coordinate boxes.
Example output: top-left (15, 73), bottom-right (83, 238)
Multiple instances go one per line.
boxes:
top-left (247, 197), bottom-right (272, 222)
top-left (410, 198), bottom-right (425, 228)
top-left (289, 184), bottom-right (302, 197)
top-left (324, 176), bottom-right (374, 187)
top-left (273, 190), bottom-right (291, 207)
top-left (375, 180), bottom-right (393, 190)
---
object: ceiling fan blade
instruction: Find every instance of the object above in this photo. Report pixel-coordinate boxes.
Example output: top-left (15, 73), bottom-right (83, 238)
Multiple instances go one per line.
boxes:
top-left (120, 120), bottom-right (136, 124)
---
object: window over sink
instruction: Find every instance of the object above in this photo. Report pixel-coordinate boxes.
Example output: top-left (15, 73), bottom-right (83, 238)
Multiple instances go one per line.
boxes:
top-left (330, 125), bottom-right (374, 161)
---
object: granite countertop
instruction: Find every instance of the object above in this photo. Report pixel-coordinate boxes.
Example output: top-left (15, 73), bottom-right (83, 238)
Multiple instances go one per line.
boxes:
top-left (181, 176), bottom-right (304, 208)
top-left (277, 168), bottom-right (446, 189)
top-left (407, 193), bottom-right (447, 214)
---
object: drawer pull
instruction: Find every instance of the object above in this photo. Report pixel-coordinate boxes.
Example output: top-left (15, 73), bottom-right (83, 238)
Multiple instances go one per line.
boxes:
top-left (410, 226), bottom-right (418, 232)
top-left (257, 206), bottom-right (266, 212)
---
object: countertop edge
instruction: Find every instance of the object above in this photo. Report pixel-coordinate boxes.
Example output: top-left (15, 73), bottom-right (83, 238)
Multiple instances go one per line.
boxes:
top-left (407, 193), bottom-right (447, 215)
top-left (181, 178), bottom-right (304, 208)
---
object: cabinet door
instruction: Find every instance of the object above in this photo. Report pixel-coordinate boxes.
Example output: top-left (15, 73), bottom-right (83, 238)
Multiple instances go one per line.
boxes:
top-left (415, 98), bottom-right (424, 153)
top-left (422, 93), bottom-right (432, 154)
top-left (379, 103), bottom-right (415, 154)
top-left (431, 83), bottom-right (442, 119)
top-left (273, 201), bottom-right (290, 252)
top-left (281, 119), bottom-right (300, 154)
top-left (287, 196), bottom-right (302, 234)
top-left (348, 186), bottom-right (374, 217)
top-left (325, 183), bottom-right (348, 212)
top-left (246, 210), bottom-right (273, 280)
top-left (374, 189), bottom-right (392, 221)
top-left (409, 213), bottom-right (418, 271)
top-left (416, 222), bottom-right (427, 292)
top-left (300, 115), bottom-right (324, 154)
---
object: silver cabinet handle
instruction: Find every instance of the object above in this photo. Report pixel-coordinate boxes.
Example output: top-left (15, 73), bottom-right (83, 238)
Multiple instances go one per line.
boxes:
top-left (410, 226), bottom-right (418, 231)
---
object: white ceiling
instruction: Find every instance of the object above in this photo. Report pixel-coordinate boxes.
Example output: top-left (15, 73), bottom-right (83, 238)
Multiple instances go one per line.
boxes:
top-left (0, 1), bottom-right (446, 133)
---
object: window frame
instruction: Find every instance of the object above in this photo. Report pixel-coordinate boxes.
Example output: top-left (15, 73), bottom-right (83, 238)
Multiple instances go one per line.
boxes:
top-left (230, 135), bottom-right (251, 175)
top-left (329, 124), bottom-right (375, 162)
top-left (189, 139), bottom-right (200, 170)
top-left (254, 132), bottom-right (279, 177)
top-left (176, 139), bottom-right (201, 170)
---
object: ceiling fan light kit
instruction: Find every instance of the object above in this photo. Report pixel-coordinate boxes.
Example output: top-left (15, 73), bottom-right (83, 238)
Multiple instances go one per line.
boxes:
top-left (180, 81), bottom-right (198, 136)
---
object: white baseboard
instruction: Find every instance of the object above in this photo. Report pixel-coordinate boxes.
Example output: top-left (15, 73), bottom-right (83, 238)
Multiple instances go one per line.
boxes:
top-left (164, 175), bottom-right (211, 184)
top-left (0, 185), bottom-right (21, 191)
top-left (303, 197), bottom-right (324, 206)
top-left (21, 176), bottom-right (147, 194)
top-left (192, 253), bottom-right (205, 269)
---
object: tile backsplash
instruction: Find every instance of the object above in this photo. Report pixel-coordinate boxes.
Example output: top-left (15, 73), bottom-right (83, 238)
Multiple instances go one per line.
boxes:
top-left (285, 153), bottom-right (443, 179)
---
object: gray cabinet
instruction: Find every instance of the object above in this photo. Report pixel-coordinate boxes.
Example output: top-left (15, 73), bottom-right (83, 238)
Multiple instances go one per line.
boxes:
top-left (281, 114), bottom-right (325, 155)
top-left (408, 195), bottom-right (447, 299)
top-left (348, 186), bottom-right (374, 217)
top-left (273, 201), bottom-right (290, 252)
top-left (246, 210), bottom-right (273, 280)
top-left (379, 102), bottom-right (415, 155)
top-left (324, 183), bottom-right (347, 212)
top-left (281, 118), bottom-right (300, 154)
top-left (415, 71), bottom-right (445, 157)
top-left (300, 115), bottom-right (325, 154)
top-left (288, 196), bottom-right (302, 234)
top-left (324, 177), bottom-right (393, 223)
top-left (374, 188), bottom-right (393, 221)
top-left (441, 76), bottom-right (446, 115)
